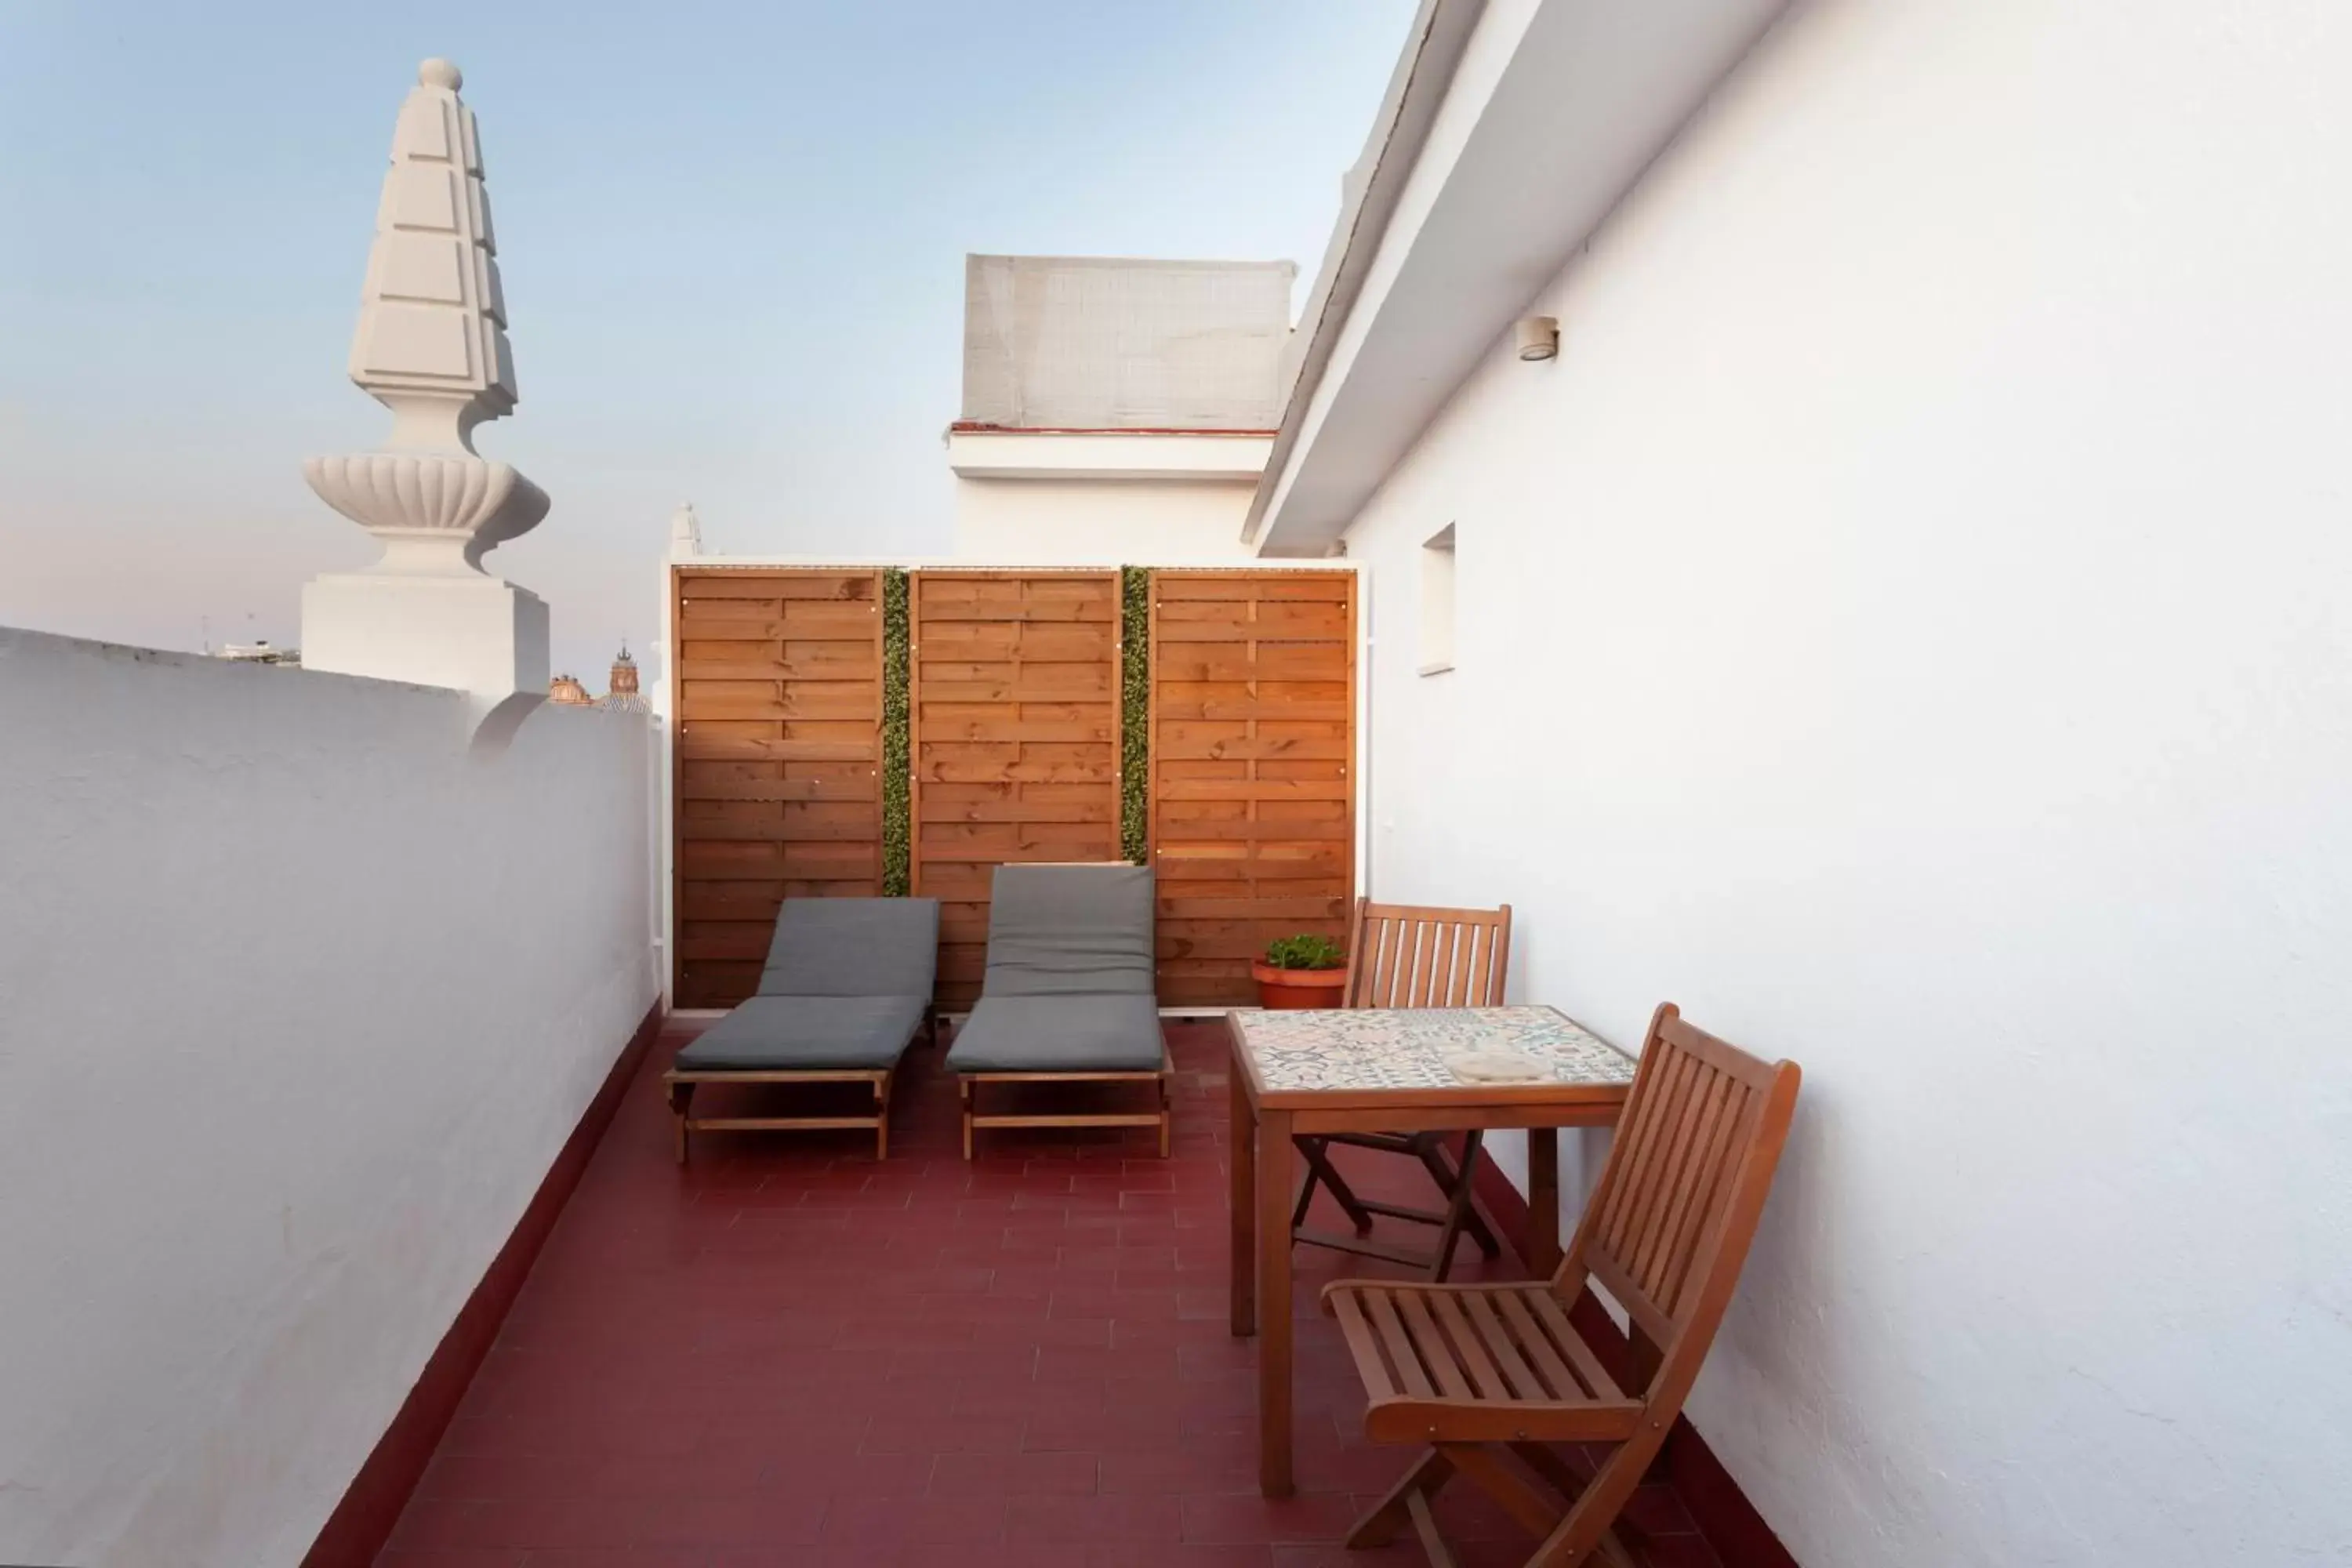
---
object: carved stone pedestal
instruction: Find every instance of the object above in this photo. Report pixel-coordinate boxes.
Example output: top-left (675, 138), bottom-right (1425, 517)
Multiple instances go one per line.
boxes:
top-left (300, 573), bottom-right (549, 697)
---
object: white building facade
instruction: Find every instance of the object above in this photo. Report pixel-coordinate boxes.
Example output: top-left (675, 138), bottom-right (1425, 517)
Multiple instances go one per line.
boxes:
top-left (1250, 1), bottom-right (2352, 1565)
top-left (949, 253), bottom-right (1293, 564)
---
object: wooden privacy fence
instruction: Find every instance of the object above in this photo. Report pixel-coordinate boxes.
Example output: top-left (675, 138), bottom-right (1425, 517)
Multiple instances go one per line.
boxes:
top-left (671, 567), bottom-right (885, 1009)
top-left (1149, 571), bottom-right (1356, 1006)
top-left (671, 564), bottom-right (1356, 1010)
top-left (910, 570), bottom-right (1123, 1011)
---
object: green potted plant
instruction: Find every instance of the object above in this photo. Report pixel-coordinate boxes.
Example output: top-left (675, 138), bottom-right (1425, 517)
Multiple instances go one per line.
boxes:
top-left (1254, 933), bottom-right (1348, 1010)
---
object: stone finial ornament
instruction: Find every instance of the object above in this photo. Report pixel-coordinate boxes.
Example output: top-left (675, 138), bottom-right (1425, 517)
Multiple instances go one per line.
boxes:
top-left (668, 503), bottom-right (703, 561)
top-left (303, 57), bottom-right (548, 574)
top-left (300, 59), bottom-right (550, 732)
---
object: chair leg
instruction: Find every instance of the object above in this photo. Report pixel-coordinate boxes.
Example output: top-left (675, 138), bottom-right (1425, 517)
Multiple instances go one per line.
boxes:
top-left (1508, 1442), bottom-right (1591, 1505)
top-left (1415, 1133), bottom-right (1504, 1261)
top-left (1405, 1489), bottom-right (1461, 1568)
top-left (1523, 1432), bottom-right (1671, 1568)
top-left (1421, 1133), bottom-right (1496, 1260)
top-left (1441, 1443), bottom-right (1563, 1538)
top-left (960, 1078), bottom-right (975, 1160)
top-left (1290, 1136), bottom-right (1325, 1229)
top-left (1345, 1447), bottom-right (1454, 1548)
top-left (1158, 1073), bottom-right (1172, 1159)
top-left (874, 1074), bottom-right (891, 1160)
top-left (1294, 1135), bottom-right (1377, 1235)
top-left (1426, 1130), bottom-right (1490, 1282)
top-left (1381, 1441), bottom-right (1635, 1568)
top-left (1592, 1530), bottom-right (1642, 1568)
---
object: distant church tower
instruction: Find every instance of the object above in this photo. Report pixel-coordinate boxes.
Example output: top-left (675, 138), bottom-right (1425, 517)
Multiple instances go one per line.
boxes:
top-left (600, 647), bottom-right (652, 714)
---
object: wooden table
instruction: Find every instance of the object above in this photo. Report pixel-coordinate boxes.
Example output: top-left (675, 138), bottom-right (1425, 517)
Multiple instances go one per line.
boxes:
top-left (1225, 1005), bottom-right (1637, 1497)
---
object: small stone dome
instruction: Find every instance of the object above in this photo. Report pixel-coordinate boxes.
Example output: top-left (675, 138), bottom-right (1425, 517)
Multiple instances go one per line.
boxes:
top-left (600, 647), bottom-right (651, 714)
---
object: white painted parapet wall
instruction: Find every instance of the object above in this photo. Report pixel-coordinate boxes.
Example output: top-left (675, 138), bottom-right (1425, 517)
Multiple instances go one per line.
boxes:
top-left (302, 60), bottom-right (550, 712)
top-left (0, 630), bottom-right (658, 1568)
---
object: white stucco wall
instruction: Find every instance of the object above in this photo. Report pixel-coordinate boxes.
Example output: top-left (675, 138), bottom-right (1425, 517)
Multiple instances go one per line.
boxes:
top-left (953, 477), bottom-right (1264, 564)
top-left (0, 631), bottom-right (660, 1568)
top-left (1338, 2), bottom-right (2352, 1563)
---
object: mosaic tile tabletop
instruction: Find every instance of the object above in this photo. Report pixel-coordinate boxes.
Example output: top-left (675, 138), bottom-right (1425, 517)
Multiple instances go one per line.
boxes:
top-left (1231, 1006), bottom-right (1639, 1096)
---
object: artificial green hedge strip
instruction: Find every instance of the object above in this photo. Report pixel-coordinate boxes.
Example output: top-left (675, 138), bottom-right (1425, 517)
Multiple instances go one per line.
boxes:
top-left (1120, 565), bottom-right (1151, 864)
top-left (880, 568), bottom-right (911, 895)
top-left (873, 566), bottom-right (1145, 884)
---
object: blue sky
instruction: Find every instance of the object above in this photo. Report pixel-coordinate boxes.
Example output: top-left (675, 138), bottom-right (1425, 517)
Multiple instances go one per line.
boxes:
top-left (0, 0), bottom-right (1412, 684)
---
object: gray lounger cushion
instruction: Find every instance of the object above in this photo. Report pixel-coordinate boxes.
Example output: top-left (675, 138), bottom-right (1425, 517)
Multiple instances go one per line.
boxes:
top-left (977, 865), bottom-right (1156, 997)
top-left (946, 993), bottom-right (1166, 1074)
top-left (758, 897), bottom-right (939, 998)
top-left (674, 994), bottom-right (930, 1073)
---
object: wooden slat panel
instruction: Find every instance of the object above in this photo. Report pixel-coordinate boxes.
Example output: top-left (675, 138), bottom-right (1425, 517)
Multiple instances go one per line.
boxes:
top-left (1652, 1076), bottom-right (1748, 1316)
top-left (1526, 1290), bottom-right (1626, 1403)
top-left (1461, 1292), bottom-right (1547, 1403)
top-left (1341, 902), bottom-right (1510, 1009)
top-left (679, 778), bottom-right (877, 803)
top-left (1596, 1047), bottom-right (1689, 1256)
top-left (1427, 1291), bottom-right (1509, 1401)
top-left (1364, 1290), bottom-right (1436, 1399)
top-left (1147, 570), bottom-right (1357, 1005)
top-left (679, 846), bottom-right (881, 878)
top-left (675, 657), bottom-right (884, 681)
top-left (1632, 1065), bottom-right (1728, 1295)
top-left (672, 567), bottom-right (885, 1007)
top-left (1494, 1290), bottom-right (1582, 1401)
top-left (1573, 1011), bottom-right (1802, 1342)
top-left (679, 571), bottom-right (877, 601)
top-left (676, 735), bottom-right (877, 763)
top-left (1160, 895), bottom-right (1349, 920)
top-left (1396, 1293), bottom-right (1476, 1400)
top-left (910, 569), bottom-right (1122, 1009)
top-left (1155, 572), bottom-right (1352, 601)
top-left (1155, 608), bottom-right (1348, 641)
top-left (1330, 1293), bottom-right (1397, 1403)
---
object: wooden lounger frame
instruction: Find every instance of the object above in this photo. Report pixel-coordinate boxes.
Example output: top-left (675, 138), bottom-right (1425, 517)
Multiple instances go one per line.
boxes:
top-left (959, 1049), bottom-right (1173, 1160)
top-left (664, 1065), bottom-right (898, 1162)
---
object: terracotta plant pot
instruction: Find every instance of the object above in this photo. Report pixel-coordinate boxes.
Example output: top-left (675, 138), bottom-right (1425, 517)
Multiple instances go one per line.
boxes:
top-left (1252, 961), bottom-right (1348, 1011)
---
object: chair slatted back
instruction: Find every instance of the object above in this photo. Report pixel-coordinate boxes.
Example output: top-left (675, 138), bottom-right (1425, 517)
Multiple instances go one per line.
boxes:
top-left (1343, 899), bottom-right (1512, 1009)
top-left (1560, 1004), bottom-right (1801, 1396)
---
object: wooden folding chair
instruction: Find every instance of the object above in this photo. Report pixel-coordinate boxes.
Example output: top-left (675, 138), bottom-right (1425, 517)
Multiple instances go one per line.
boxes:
top-left (1320, 1004), bottom-right (1801, 1568)
top-left (1292, 898), bottom-right (1513, 1280)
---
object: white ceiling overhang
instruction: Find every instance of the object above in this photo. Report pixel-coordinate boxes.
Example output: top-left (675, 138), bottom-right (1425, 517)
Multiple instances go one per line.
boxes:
top-left (1252, 0), bottom-right (1790, 555)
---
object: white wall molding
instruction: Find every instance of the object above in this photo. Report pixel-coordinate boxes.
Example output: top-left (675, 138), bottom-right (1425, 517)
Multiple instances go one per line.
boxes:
top-left (946, 430), bottom-right (1272, 484)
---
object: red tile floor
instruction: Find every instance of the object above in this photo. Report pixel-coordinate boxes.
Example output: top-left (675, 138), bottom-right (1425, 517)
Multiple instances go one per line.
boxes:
top-left (377, 1019), bottom-right (1730, 1568)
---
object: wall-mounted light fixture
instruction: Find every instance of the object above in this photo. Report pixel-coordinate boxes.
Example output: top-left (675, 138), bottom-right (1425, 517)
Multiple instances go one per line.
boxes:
top-left (1515, 316), bottom-right (1559, 362)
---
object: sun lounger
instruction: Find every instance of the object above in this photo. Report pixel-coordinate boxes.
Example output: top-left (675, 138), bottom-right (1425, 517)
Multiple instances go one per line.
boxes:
top-left (946, 864), bottom-right (1171, 1158)
top-left (662, 897), bottom-right (939, 1160)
